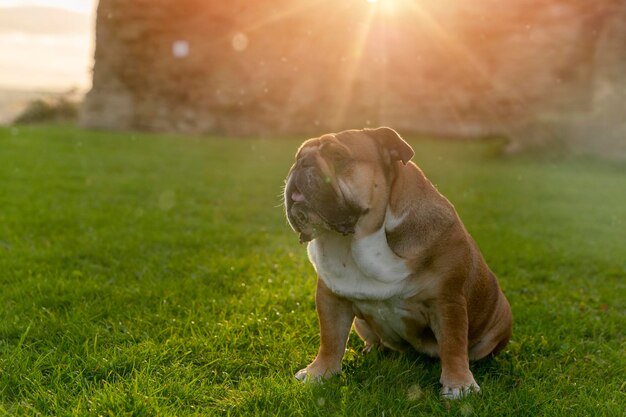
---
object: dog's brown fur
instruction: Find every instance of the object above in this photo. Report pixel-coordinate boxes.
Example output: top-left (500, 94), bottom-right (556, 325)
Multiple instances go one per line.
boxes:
top-left (285, 127), bottom-right (512, 398)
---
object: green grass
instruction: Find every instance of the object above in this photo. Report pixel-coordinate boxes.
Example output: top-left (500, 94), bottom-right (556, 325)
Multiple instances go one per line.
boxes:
top-left (0, 125), bottom-right (624, 416)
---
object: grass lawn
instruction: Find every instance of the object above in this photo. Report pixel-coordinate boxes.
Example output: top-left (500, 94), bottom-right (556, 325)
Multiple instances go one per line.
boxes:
top-left (0, 125), bottom-right (624, 416)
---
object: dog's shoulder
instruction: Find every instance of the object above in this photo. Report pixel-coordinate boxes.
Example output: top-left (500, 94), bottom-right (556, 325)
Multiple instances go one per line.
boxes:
top-left (385, 162), bottom-right (459, 261)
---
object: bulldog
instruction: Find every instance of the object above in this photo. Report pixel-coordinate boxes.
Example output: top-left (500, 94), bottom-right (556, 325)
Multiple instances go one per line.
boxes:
top-left (284, 127), bottom-right (512, 399)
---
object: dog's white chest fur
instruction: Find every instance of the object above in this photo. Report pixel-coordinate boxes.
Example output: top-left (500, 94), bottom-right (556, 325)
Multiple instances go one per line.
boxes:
top-left (307, 214), bottom-right (412, 300)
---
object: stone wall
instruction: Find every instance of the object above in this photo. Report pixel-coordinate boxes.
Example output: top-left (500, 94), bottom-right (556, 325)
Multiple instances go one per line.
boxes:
top-left (81, 0), bottom-right (625, 141)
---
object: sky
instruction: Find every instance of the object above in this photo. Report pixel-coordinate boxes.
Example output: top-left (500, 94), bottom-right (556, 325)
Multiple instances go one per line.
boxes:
top-left (0, 0), bottom-right (97, 92)
top-left (0, 0), bottom-right (95, 14)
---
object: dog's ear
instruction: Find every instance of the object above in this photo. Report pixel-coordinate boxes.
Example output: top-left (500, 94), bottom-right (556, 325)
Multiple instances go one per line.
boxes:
top-left (365, 127), bottom-right (414, 165)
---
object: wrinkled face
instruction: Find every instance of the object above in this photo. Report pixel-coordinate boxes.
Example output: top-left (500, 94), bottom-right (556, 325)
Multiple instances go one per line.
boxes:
top-left (284, 130), bottom-right (389, 243)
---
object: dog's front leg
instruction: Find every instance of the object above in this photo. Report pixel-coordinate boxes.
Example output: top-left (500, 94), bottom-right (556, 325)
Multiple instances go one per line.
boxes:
top-left (295, 278), bottom-right (354, 382)
top-left (434, 297), bottom-right (481, 399)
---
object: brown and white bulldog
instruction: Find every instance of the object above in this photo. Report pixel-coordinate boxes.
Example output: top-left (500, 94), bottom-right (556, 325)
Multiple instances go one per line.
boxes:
top-left (284, 127), bottom-right (512, 399)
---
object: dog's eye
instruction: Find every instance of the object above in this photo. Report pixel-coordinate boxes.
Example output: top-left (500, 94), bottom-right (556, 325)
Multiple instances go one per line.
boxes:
top-left (323, 146), bottom-right (348, 162)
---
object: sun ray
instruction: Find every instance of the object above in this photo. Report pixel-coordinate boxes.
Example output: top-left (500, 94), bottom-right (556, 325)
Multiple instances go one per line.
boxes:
top-left (199, 0), bottom-right (329, 51)
top-left (402, 0), bottom-right (528, 134)
top-left (242, 0), bottom-right (329, 34)
top-left (278, 2), bottom-right (350, 132)
top-left (331, 3), bottom-right (377, 130)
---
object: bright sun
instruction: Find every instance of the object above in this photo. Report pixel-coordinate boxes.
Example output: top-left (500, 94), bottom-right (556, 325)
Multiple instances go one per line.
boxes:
top-left (366, 0), bottom-right (405, 15)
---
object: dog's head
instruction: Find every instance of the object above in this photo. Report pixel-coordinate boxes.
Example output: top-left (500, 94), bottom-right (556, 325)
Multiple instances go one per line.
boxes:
top-left (284, 127), bottom-right (414, 243)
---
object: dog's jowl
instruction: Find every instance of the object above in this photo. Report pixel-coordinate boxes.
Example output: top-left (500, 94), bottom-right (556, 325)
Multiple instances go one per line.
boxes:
top-left (284, 127), bottom-right (512, 399)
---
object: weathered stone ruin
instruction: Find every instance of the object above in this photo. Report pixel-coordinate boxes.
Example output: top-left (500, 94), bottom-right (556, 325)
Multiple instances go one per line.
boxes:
top-left (81, 0), bottom-right (626, 155)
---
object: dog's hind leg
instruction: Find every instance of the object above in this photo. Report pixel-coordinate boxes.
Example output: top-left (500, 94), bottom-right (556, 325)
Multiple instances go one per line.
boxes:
top-left (354, 318), bottom-right (384, 353)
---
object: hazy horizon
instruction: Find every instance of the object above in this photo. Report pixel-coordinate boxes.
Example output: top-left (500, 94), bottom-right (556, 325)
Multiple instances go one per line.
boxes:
top-left (0, 0), bottom-right (96, 92)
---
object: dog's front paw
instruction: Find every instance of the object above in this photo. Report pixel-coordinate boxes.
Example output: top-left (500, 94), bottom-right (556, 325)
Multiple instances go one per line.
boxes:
top-left (294, 363), bottom-right (340, 383)
top-left (294, 368), bottom-right (314, 383)
top-left (440, 381), bottom-right (481, 399)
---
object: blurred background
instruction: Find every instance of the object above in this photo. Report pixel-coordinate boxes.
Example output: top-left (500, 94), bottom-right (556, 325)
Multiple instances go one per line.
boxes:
top-left (0, 0), bottom-right (95, 120)
top-left (1, 4), bottom-right (625, 414)
top-left (1, 0), bottom-right (625, 157)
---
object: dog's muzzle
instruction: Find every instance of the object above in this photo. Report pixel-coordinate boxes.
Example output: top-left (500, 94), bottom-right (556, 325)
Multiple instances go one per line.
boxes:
top-left (285, 166), bottom-right (359, 242)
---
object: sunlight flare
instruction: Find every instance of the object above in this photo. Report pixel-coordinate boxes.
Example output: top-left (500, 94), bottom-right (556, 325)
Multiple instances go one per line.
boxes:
top-left (366, 0), bottom-right (404, 15)
top-left (331, 4), bottom-right (377, 129)
top-left (401, 0), bottom-right (528, 134)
